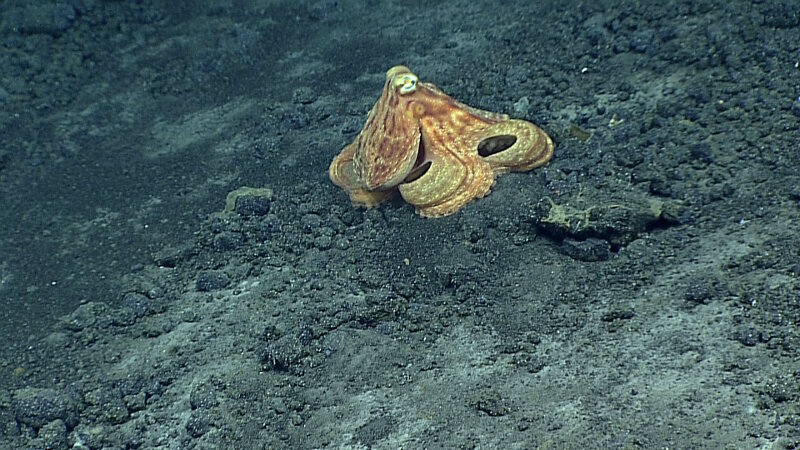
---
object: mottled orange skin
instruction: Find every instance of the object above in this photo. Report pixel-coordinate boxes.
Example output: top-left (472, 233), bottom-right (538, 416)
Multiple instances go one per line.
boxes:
top-left (329, 66), bottom-right (554, 218)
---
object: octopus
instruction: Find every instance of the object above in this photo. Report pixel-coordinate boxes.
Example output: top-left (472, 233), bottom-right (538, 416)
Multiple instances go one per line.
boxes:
top-left (329, 65), bottom-right (554, 218)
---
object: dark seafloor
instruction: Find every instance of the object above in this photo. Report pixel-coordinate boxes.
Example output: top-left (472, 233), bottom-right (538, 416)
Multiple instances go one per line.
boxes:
top-left (1, 0), bottom-right (799, 448)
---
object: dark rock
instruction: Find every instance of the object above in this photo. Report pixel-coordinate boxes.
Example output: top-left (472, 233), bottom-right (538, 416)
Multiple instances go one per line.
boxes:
top-left (210, 218), bottom-right (226, 234)
top-left (196, 271), bottom-right (230, 292)
top-left (788, 181), bottom-right (800, 200)
top-left (629, 29), bottom-right (659, 54)
top-left (355, 416), bottom-right (395, 448)
top-left (648, 175), bottom-right (672, 196)
top-left (123, 392), bottom-right (146, 412)
top-left (252, 215), bottom-right (282, 241)
top-left (505, 66), bottom-right (529, 91)
top-left (61, 302), bottom-right (107, 331)
top-left (186, 411), bottom-right (212, 438)
top-left (689, 142), bottom-right (713, 164)
top-left (314, 235), bottom-right (332, 250)
top-left (189, 384), bottom-right (219, 410)
top-left (308, 0), bottom-right (341, 21)
top-left (2, 3), bottom-right (77, 36)
top-left (213, 231), bottom-right (242, 251)
top-left (733, 328), bottom-right (761, 347)
top-left (121, 292), bottom-right (157, 319)
top-left (655, 99), bottom-right (679, 118)
top-left (562, 238), bottom-right (611, 262)
top-left (761, 376), bottom-right (798, 403)
top-left (123, 426), bottom-right (146, 448)
top-left (791, 98), bottom-right (800, 119)
top-left (471, 391), bottom-right (510, 417)
top-left (279, 110), bottom-right (309, 131)
top-left (297, 325), bottom-right (314, 346)
top-left (583, 14), bottom-right (608, 46)
top-left (152, 245), bottom-right (195, 268)
top-left (292, 86), bottom-right (317, 105)
top-left (38, 419), bottom-right (67, 449)
top-left (85, 387), bottom-right (130, 425)
top-left (301, 213), bottom-right (322, 233)
top-left (234, 195), bottom-right (271, 217)
top-left (684, 278), bottom-right (716, 305)
top-left (763, 2), bottom-right (800, 28)
top-left (522, 355), bottom-right (547, 373)
top-left (12, 388), bottom-right (78, 430)
top-left (0, 148), bottom-right (8, 173)
top-left (115, 376), bottom-right (148, 399)
top-left (601, 307), bottom-right (635, 322)
top-left (260, 335), bottom-right (306, 371)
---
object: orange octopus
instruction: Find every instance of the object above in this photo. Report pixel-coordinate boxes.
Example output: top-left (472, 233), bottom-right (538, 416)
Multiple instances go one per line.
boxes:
top-left (329, 65), bottom-right (554, 218)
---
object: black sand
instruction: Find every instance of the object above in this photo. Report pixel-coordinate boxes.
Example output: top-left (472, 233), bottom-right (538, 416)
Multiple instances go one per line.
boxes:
top-left (1, 1), bottom-right (798, 448)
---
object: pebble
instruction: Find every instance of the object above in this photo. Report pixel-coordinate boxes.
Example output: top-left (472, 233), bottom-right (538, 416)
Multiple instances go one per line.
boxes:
top-left (196, 271), bottom-right (230, 292)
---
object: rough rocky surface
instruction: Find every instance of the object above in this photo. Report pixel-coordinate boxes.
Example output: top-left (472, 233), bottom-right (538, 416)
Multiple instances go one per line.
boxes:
top-left (1, 0), bottom-right (798, 448)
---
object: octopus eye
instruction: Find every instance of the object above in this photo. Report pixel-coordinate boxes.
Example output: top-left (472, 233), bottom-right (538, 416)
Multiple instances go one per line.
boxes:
top-left (393, 74), bottom-right (418, 95)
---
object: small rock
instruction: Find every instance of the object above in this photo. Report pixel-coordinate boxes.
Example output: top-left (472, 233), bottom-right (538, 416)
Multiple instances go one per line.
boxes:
top-left (224, 187), bottom-right (273, 214)
top-left (260, 335), bottom-right (306, 371)
top-left (684, 278), bottom-right (716, 305)
top-left (789, 190), bottom-right (800, 209)
top-left (688, 142), bottom-right (713, 164)
top-left (629, 29), bottom-right (658, 54)
top-left (213, 231), bottom-right (242, 251)
top-left (121, 292), bottom-right (156, 319)
top-left (12, 388), bottom-right (78, 430)
top-left (763, 2), bottom-right (800, 28)
top-left (314, 235), bottom-right (332, 250)
top-left (512, 96), bottom-right (530, 116)
top-left (234, 195), bottom-right (271, 217)
top-left (186, 411), bottom-right (212, 438)
top-left (790, 98), bottom-right (800, 119)
top-left (196, 271), bottom-right (230, 292)
top-left (562, 237), bottom-right (611, 262)
top-left (62, 302), bottom-right (107, 331)
top-left (189, 383), bottom-right (219, 410)
top-left (123, 392), bottom-right (146, 412)
top-left (38, 419), bottom-right (67, 449)
top-left (308, 0), bottom-right (341, 21)
top-left (471, 391), bottom-right (510, 417)
top-left (334, 237), bottom-right (349, 250)
top-left (601, 307), bottom-right (635, 322)
top-left (279, 110), bottom-right (309, 131)
top-left (733, 328), bottom-right (761, 347)
top-left (301, 213), bottom-right (322, 233)
top-left (84, 387), bottom-right (130, 425)
top-left (152, 245), bottom-right (193, 268)
top-left (3, 3), bottom-right (77, 36)
top-left (292, 86), bottom-right (317, 104)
